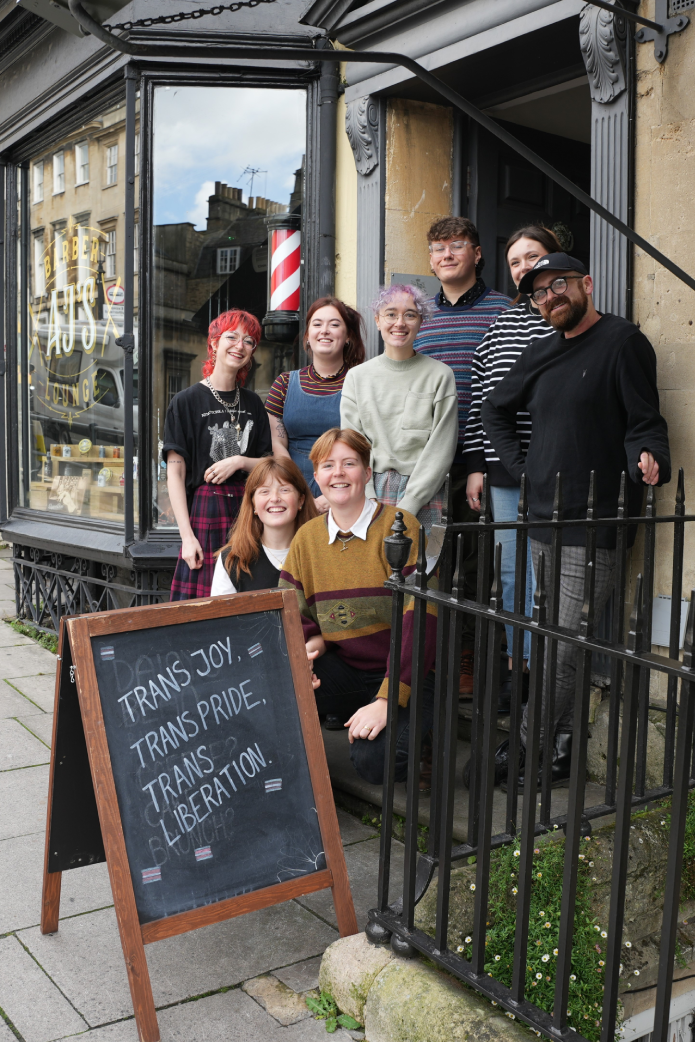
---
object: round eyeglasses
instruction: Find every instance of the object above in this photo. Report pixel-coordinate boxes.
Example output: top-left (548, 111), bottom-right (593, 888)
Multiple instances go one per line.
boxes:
top-left (428, 240), bottom-right (473, 255)
top-left (530, 275), bottom-right (584, 304)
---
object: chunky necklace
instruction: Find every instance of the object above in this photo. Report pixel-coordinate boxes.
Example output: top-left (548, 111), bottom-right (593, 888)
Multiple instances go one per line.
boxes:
top-left (337, 532), bottom-right (356, 552)
top-left (206, 378), bottom-right (241, 434)
top-left (310, 362), bottom-right (346, 382)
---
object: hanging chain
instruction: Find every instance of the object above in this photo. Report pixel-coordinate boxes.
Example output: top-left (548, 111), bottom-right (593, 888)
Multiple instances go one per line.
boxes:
top-left (104, 0), bottom-right (278, 33)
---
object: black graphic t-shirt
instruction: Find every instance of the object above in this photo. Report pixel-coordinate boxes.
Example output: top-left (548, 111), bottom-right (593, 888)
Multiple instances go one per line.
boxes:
top-left (162, 381), bottom-right (272, 500)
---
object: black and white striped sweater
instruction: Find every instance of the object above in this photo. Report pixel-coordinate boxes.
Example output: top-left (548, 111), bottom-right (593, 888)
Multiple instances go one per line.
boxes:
top-left (461, 300), bottom-right (550, 486)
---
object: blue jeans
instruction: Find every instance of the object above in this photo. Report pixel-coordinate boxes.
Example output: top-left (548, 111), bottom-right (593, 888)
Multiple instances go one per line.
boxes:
top-left (490, 485), bottom-right (534, 662)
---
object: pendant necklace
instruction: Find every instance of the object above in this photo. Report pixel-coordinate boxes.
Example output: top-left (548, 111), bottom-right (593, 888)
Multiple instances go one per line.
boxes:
top-left (206, 378), bottom-right (241, 435)
top-left (337, 532), bottom-right (356, 552)
top-left (263, 544), bottom-right (289, 569)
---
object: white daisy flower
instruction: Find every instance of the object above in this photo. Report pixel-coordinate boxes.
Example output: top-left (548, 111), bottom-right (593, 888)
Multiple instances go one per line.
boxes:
top-left (542, 954), bottom-right (550, 963)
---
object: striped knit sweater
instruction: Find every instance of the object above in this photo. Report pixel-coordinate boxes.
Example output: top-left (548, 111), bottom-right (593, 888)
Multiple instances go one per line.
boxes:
top-left (462, 300), bottom-right (551, 486)
top-left (414, 285), bottom-right (511, 445)
top-left (279, 503), bottom-right (437, 707)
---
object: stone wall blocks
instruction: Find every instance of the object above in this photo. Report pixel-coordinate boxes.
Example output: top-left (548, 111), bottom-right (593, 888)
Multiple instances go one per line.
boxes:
top-left (319, 931), bottom-right (394, 1024)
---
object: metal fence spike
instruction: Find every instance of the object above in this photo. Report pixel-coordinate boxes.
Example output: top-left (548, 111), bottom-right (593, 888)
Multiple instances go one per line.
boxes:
top-left (517, 473), bottom-right (528, 521)
top-left (552, 472), bottom-right (563, 520)
top-left (676, 467), bottom-right (685, 517)
top-left (618, 471), bottom-right (627, 518)
top-left (441, 472), bottom-right (453, 526)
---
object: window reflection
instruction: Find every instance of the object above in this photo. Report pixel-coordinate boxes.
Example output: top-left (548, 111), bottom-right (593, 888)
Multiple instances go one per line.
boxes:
top-left (18, 98), bottom-right (139, 523)
top-left (150, 85), bottom-right (306, 527)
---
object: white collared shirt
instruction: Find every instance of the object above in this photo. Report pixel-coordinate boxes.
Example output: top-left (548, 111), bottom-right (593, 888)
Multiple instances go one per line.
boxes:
top-left (326, 497), bottom-right (378, 544)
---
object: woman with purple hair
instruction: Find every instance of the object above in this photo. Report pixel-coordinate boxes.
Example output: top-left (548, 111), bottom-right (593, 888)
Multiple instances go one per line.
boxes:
top-left (340, 284), bottom-right (458, 533)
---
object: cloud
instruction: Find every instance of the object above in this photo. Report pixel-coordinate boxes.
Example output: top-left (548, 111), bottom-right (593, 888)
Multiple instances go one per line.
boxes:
top-left (186, 181), bottom-right (215, 230)
top-left (153, 86), bottom-right (305, 225)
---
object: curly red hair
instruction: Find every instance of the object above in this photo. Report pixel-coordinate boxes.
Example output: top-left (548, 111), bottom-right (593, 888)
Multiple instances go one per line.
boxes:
top-left (203, 309), bottom-right (263, 383)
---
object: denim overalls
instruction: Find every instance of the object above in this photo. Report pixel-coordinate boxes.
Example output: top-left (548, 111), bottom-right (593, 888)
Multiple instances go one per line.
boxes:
top-left (283, 369), bottom-right (342, 497)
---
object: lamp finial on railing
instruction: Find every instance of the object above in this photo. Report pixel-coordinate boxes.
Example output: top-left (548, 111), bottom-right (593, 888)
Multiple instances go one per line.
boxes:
top-left (384, 512), bottom-right (412, 583)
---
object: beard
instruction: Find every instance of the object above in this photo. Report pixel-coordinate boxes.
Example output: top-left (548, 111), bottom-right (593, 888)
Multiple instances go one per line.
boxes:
top-left (545, 288), bottom-right (589, 332)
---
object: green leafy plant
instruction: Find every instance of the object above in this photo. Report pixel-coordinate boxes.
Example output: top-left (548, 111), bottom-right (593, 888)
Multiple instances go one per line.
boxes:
top-left (306, 991), bottom-right (362, 1034)
top-left (8, 619), bottom-right (58, 654)
top-left (456, 838), bottom-right (617, 1042)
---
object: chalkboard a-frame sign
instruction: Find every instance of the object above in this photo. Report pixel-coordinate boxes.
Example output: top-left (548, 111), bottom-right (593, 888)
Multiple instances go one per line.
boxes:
top-left (40, 590), bottom-right (357, 1042)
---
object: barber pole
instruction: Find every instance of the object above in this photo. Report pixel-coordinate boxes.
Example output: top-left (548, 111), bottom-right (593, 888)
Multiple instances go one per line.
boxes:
top-left (263, 213), bottom-right (301, 343)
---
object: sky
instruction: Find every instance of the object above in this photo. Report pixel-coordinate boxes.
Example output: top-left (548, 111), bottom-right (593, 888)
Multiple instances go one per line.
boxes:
top-left (152, 86), bottom-right (306, 229)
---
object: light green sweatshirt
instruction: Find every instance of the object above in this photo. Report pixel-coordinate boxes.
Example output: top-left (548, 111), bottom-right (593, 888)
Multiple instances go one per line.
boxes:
top-left (340, 352), bottom-right (458, 516)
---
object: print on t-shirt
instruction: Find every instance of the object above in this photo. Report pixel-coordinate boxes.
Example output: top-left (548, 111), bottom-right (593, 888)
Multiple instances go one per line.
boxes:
top-left (208, 419), bottom-right (254, 461)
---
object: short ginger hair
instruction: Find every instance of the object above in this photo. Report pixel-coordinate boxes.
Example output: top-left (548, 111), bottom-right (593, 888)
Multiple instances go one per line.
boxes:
top-left (309, 427), bottom-right (372, 471)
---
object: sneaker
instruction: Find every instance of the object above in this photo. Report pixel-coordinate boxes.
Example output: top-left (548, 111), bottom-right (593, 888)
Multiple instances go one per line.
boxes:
top-left (459, 650), bottom-right (474, 698)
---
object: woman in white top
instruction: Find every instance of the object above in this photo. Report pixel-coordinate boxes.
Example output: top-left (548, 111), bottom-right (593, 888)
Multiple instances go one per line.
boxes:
top-left (340, 284), bottom-right (458, 534)
top-left (210, 458), bottom-right (317, 596)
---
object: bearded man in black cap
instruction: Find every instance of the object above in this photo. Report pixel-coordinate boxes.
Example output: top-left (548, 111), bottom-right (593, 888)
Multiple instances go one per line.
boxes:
top-left (482, 252), bottom-right (671, 789)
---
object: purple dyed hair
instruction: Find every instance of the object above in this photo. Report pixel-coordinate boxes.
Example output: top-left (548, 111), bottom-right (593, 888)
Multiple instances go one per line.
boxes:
top-left (370, 283), bottom-right (435, 320)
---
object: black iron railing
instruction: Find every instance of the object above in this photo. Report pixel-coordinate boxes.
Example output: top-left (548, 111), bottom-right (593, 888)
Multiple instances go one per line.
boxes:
top-left (368, 470), bottom-right (695, 1042)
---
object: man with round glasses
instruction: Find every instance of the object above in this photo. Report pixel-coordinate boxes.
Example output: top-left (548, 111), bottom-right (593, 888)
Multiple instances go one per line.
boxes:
top-left (481, 251), bottom-right (671, 790)
top-left (415, 217), bottom-right (510, 696)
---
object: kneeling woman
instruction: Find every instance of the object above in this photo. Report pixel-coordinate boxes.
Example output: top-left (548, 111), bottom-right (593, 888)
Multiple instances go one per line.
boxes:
top-left (164, 309), bottom-right (272, 601)
top-left (279, 428), bottom-right (437, 785)
top-left (210, 458), bottom-right (316, 595)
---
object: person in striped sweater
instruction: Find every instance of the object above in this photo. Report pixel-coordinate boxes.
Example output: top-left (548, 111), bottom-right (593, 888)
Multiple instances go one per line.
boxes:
top-left (414, 215), bottom-right (510, 695)
top-left (463, 224), bottom-right (560, 715)
top-left (279, 427), bottom-right (437, 786)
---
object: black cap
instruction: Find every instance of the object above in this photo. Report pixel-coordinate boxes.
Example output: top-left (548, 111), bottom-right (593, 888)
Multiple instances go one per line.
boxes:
top-left (518, 252), bottom-right (589, 295)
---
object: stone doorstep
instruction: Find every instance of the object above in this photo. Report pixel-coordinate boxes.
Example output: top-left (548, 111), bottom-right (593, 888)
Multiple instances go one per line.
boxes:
top-left (319, 932), bottom-right (528, 1042)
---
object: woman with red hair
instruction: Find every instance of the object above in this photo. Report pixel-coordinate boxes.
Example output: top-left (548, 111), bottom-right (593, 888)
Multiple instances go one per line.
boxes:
top-left (164, 309), bottom-right (272, 600)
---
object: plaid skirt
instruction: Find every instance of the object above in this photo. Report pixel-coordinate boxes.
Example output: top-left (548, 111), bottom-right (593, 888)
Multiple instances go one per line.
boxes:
top-left (373, 469), bottom-right (445, 535)
top-left (169, 480), bottom-right (246, 601)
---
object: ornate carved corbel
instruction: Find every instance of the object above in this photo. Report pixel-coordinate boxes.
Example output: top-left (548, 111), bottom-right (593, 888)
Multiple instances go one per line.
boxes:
top-left (345, 95), bottom-right (380, 176)
top-left (579, 1), bottom-right (628, 104)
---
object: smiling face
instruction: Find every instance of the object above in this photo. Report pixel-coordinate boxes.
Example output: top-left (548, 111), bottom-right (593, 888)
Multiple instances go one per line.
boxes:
top-left (306, 305), bottom-right (349, 365)
top-left (252, 476), bottom-right (304, 531)
top-left (314, 440), bottom-right (371, 514)
top-left (507, 237), bottom-right (550, 290)
top-left (213, 326), bottom-right (256, 375)
top-left (533, 271), bottom-right (593, 333)
top-left (428, 236), bottom-right (481, 287)
top-left (375, 292), bottom-right (421, 356)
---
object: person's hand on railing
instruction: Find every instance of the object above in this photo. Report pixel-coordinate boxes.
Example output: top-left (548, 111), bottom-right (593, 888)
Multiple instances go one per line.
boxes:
top-left (466, 471), bottom-right (484, 512)
top-left (306, 636), bottom-right (326, 690)
top-left (638, 451), bottom-right (660, 485)
top-left (345, 697), bottom-right (388, 743)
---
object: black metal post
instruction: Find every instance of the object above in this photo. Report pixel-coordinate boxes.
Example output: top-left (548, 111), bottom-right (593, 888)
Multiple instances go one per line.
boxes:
top-left (0, 162), bottom-right (7, 525)
top-left (121, 66), bottom-right (137, 547)
top-left (19, 165), bottom-right (30, 505)
top-left (316, 39), bottom-right (337, 299)
top-left (664, 470), bottom-right (685, 787)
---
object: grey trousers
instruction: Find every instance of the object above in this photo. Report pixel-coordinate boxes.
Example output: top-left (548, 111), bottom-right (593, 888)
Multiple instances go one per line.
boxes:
top-left (520, 540), bottom-right (616, 744)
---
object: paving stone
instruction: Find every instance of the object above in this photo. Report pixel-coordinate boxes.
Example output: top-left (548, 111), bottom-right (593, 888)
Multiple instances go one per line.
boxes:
top-left (21, 901), bottom-right (337, 1026)
top-left (6, 675), bottom-right (57, 713)
top-left (0, 626), bottom-right (33, 648)
top-left (295, 836), bottom-right (403, 932)
top-left (0, 600), bottom-right (16, 620)
top-left (0, 934), bottom-right (87, 1042)
top-left (0, 764), bottom-right (49, 841)
top-left (0, 680), bottom-right (45, 718)
top-left (0, 718), bottom-right (50, 771)
top-left (0, 644), bottom-right (56, 680)
top-left (272, 954), bottom-right (322, 993)
top-left (336, 808), bottom-right (378, 846)
top-left (243, 974), bottom-right (316, 1025)
top-left (17, 713), bottom-right (53, 748)
top-left (0, 1018), bottom-right (16, 1041)
top-left (0, 832), bottom-right (112, 933)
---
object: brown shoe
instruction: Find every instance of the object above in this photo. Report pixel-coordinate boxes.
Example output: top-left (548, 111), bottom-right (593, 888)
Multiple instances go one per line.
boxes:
top-left (459, 650), bottom-right (474, 698)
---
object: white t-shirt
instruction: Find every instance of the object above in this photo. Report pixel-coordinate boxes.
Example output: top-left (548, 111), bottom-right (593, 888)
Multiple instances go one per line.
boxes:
top-left (210, 545), bottom-right (290, 596)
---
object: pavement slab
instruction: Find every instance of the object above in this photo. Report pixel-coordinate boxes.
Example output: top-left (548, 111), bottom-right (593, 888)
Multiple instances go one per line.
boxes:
top-left (0, 1018), bottom-right (16, 1041)
top-left (0, 644), bottom-right (57, 680)
top-left (0, 764), bottom-right (49, 841)
top-left (0, 934), bottom-right (87, 1042)
top-left (295, 836), bottom-right (403, 932)
top-left (272, 954), bottom-right (322, 993)
top-left (0, 680), bottom-right (46, 718)
top-left (21, 901), bottom-right (338, 1027)
top-left (0, 832), bottom-right (112, 933)
top-left (0, 718), bottom-right (50, 771)
top-left (17, 713), bottom-right (53, 748)
top-left (6, 675), bottom-right (57, 713)
top-left (335, 808), bottom-right (378, 846)
top-left (0, 627), bottom-right (33, 648)
top-left (242, 974), bottom-right (316, 1025)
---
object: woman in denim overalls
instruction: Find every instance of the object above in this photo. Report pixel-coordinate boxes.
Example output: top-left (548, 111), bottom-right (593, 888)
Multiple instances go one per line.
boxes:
top-left (266, 297), bottom-right (366, 512)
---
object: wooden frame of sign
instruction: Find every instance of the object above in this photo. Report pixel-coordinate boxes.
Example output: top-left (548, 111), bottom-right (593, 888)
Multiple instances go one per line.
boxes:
top-left (40, 591), bottom-right (357, 1042)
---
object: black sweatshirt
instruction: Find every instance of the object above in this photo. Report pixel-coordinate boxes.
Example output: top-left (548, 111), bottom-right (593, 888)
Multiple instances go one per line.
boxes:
top-left (481, 314), bottom-right (671, 547)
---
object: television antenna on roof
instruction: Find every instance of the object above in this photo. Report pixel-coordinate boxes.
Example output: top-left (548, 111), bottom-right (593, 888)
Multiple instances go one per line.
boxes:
top-left (239, 166), bottom-right (267, 201)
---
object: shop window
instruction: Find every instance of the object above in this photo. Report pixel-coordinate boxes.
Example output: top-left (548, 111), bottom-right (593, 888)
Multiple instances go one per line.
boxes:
top-left (105, 228), bottom-right (117, 278)
top-left (150, 84), bottom-right (306, 529)
top-left (17, 97), bottom-right (134, 525)
top-left (106, 144), bottom-right (118, 186)
top-left (33, 162), bottom-right (44, 204)
top-left (217, 246), bottom-right (240, 274)
top-left (53, 151), bottom-right (65, 195)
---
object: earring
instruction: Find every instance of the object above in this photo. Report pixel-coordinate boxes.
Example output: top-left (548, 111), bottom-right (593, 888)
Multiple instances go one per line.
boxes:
top-left (345, 340), bottom-right (351, 348)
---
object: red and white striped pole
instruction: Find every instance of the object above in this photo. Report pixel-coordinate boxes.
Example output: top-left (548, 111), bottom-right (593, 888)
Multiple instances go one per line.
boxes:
top-left (263, 213), bottom-right (301, 343)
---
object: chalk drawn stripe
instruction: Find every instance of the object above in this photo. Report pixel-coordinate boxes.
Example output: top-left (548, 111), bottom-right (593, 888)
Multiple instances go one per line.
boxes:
top-left (100, 646), bottom-right (115, 660)
top-left (265, 778), bottom-right (282, 792)
top-left (142, 867), bottom-right (161, 883)
top-left (248, 643), bottom-right (263, 658)
top-left (195, 846), bottom-right (213, 862)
